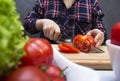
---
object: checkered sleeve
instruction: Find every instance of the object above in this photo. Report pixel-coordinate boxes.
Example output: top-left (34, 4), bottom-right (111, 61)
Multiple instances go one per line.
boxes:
top-left (23, 0), bottom-right (43, 34)
top-left (92, 0), bottom-right (105, 32)
top-left (92, 0), bottom-right (107, 44)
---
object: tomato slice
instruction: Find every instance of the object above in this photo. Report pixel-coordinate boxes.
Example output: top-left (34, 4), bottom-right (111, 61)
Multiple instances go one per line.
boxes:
top-left (58, 42), bottom-right (80, 53)
top-left (72, 34), bottom-right (93, 53)
top-left (58, 44), bottom-right (71, 52)
top-left (61, 42), bottom-right (80, 53)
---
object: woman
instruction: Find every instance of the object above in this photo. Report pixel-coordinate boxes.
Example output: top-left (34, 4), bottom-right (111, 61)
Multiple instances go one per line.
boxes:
top-left (23, 0), bottom-right (106, 47)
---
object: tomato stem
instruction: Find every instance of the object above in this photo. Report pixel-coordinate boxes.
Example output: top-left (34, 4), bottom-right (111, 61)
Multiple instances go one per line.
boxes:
top-left (62, 66), bottom-right (68, 72)
top-left (39, 65), bottom-right (48, 72)
top-left (59, 66), bottom-right (68, 78)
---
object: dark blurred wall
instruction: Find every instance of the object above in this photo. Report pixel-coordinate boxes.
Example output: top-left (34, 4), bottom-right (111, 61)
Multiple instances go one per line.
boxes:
top-left (99, 0), bottom-right (120, 39)
top-left (15, 0), bottom-right (120, 39)
top-left (14, 0), bottom-right (39, 37)
top-left (15, 0), bottom-right (35, 22)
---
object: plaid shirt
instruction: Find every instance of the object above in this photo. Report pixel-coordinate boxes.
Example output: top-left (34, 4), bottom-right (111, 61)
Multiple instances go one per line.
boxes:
top-left (23, 0), bottom-right (106, 43)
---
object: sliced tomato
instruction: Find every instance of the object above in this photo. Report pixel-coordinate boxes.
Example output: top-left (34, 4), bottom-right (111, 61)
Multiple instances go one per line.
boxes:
top-left (58, 44), bottom-right (71, 52)
top-left (61, 42), bottom-right (80, 53)
top-left (58, 42), bottom-right (80, 53)
top-left (84, 35), bottom-right (96, 46)
top-left (72, 34), bottom-right (95, 53)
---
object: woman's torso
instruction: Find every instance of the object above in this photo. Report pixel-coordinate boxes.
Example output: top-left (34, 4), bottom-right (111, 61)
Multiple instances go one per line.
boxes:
top-left (39, 0), bottom-right (94, 38)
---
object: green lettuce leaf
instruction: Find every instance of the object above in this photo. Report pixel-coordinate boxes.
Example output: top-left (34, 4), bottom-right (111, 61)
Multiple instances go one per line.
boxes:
top-left (0, 0), bottom-right (28, 76)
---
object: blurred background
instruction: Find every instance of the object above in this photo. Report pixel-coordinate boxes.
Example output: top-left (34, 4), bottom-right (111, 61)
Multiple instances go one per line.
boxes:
top-left (15, 0), bottom-right (120, 39)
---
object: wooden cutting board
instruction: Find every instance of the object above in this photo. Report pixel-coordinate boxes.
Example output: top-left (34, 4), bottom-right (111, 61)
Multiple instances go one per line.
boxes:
top-left (52, 44), bottom-right (112, 70)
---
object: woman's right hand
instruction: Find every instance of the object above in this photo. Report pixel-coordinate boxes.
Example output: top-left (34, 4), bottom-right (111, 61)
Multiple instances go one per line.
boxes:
top-left (36, 19), bottom-right (61, 41)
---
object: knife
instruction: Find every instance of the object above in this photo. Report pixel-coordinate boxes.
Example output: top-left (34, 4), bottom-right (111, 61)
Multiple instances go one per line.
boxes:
top-left (56, 34), bottom-right (72, 45)
top-left (56, 34), bottom-right (104, 53)
top-left (90, 45), bottom-right (104, 53)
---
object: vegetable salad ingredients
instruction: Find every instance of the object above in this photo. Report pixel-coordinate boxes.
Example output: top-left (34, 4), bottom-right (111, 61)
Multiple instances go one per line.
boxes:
top-left (6, 65), bottom-right (66, 81)
top-left (0, 0), bottom-right (27, 76)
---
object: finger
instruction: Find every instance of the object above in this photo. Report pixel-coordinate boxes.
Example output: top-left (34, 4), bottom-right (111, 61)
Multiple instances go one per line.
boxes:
top-left (86, 30), bottom-right (93, 36)
top-left (49, 29), bottom-right (54, 40)
top-left (54, 32), bottom-right (60, 41)
top-left (47, 27), bottom-right (52, 37)
top-left (94, 33), bottom-right (102, 47)
top-left (43, 26), bottom-right (50, 38)
top-left (96, 40), bottom-right (101, 48)
top-left (53, 28), bottom-right (60, 41)
top-left (94, 33), bottom-right (101, 42)
top-left (43, 28), bottom-right (47, 37)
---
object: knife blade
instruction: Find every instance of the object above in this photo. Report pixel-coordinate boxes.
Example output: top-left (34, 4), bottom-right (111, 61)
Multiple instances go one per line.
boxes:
top-left (56, 34), bottom-right (72, 44)
top-left (90, 45), bottom-right (104, 53)
top-left (56, 34), bottom-right (104, 53)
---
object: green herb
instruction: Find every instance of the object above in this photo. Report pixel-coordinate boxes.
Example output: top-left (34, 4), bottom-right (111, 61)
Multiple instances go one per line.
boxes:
top-left (0, 0), bottom-right (28, 76)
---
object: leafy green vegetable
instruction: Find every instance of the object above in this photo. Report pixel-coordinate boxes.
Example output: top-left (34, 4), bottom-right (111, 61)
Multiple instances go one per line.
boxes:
top-left (0, 0), bottom-right (28, 76)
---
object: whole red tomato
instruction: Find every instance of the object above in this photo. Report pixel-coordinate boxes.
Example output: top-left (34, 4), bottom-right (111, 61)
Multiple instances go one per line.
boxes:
top-left (45, 65), bottom-right (62, 78)
top-left (21, 38), bottom-right (53, 66)
top-left (41, 65), bottom-right (66, 81)
top-left (72, 34), bottom-right (95, 52)
top-left (6, 66), bottom-right (50, 81)
top-left (53, 77), bottom-right (66, 81)
top-left (111, 22), bottom-right (120, 46)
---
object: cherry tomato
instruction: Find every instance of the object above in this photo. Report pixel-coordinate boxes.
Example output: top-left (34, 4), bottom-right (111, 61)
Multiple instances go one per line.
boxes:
top-left (72, 34), bottom-right (95, 53)
top-left (53, 77), bottom-right (66, 81)
top-left (58, 42), bottom-right (80, 53)
top-left (45, 65), bottom-right (62, 78)
top-left (42, 65), bottom-right (66, 81)
top-left (6, 66), bottom-right (50, 81)
top-left (21, 38), bottom-right (53, 66)
top-left (111, 22), bottom-right (120, 46)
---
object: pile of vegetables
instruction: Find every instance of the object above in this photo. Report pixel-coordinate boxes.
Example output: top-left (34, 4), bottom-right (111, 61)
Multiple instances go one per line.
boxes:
top-left (0, 0), bottom-right (97, 80)
top-left (4, 37), bottom-right (66, 81)
top-left (0, 0), bottom-right (27, 76)
top-left (0, 1), bottom-right (66, 81)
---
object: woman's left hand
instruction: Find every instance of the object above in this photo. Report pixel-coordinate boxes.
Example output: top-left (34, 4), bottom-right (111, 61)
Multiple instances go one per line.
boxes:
top-left (87, 29), bottom-right (104, 47)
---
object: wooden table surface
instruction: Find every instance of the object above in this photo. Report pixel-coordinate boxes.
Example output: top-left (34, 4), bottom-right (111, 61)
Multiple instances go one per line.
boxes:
top-left (52, 44), bottom-right (112, 70)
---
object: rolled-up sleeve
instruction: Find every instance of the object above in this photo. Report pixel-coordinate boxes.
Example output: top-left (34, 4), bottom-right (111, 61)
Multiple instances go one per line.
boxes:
top-left (23, 0), bottom-right (43, 34)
